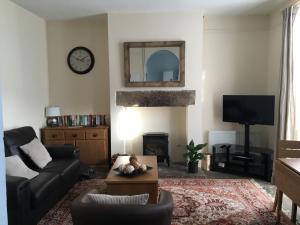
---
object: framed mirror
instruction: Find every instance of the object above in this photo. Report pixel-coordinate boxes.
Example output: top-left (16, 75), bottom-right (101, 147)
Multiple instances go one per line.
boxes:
top-left (124, 41), bottom-right (185, 87)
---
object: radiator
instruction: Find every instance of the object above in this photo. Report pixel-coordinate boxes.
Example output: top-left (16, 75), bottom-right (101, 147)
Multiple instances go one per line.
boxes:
top-left (208, 130), bottom-right (266, 153)
top-left (208, 131), bottom-right (237, 153)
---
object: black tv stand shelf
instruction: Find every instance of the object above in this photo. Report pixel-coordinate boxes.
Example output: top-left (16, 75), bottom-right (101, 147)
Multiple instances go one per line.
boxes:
top-left (212, 144), bottom-right (273, 181)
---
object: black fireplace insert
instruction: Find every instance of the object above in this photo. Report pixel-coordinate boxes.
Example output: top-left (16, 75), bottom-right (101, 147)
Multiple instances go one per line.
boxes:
top-left (143, 133), bottom-right (169, 167)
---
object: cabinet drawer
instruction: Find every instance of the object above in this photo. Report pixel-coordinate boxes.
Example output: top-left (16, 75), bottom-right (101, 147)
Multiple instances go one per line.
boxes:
top-left (44, 130), bottom-right (64, 140)
top-left (85, 129), bottom-right (106, 140)
top-left (65, 130), bottom-right (85, 140)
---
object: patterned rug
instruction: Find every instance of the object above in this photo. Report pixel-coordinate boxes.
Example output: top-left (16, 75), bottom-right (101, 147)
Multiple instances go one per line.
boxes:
top-left (38, 179), bottom-right (277, 225)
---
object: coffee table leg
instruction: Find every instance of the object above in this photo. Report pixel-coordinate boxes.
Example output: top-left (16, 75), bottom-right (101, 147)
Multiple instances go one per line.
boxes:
top-left (272, 189), bottom-right (278, 212)
top-left (292, 202), bottom-right (297, 223)
top-left (276, 190), bottom-right (283, 224)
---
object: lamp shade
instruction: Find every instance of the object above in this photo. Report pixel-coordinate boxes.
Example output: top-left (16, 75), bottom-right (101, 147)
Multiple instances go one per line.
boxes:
top-left (45, 106), bottom-right (61, 117)
top-left (117, 108), bottom-right (141, 141)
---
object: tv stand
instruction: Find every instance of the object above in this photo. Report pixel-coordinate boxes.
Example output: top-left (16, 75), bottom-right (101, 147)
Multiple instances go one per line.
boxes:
top-left (243, 123), bottom-right (251, 156)
top-left (232, 154), bottom-right (253, 161)
top-left (212, 144), bottom-right (273, 181)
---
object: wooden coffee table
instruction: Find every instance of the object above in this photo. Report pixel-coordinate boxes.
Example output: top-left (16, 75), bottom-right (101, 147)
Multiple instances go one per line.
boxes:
top-left (105, 155), bottom-right (158, 203)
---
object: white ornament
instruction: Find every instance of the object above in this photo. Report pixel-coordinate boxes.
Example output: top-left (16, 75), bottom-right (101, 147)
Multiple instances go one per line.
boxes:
top-left (140, 164), bottom-right (147, 172)
top-left (124, 165), bottom-right (135, 174)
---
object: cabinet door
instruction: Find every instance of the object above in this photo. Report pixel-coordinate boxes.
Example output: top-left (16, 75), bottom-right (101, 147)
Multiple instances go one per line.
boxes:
top-left (65, 140), bottom-right (76, 146)
top-left (44, 140), bottom-right (65, 145)
top-left (76, 140), bottom-right (107, 165)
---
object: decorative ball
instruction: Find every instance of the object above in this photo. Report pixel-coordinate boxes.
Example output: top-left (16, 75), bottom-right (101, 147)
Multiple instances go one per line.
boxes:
top-left (132, 161), bottom-right (141, 170)
top-left (140, 164), bottom-right (147, 172)
top-left (129, 155), bottom-right (138, 163)
top-left (124, 164), bottom-right (135, 174)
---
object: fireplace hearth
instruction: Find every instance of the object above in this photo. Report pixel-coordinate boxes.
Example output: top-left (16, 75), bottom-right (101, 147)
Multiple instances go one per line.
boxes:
top-left (143, 133), bottom-right (169, 167)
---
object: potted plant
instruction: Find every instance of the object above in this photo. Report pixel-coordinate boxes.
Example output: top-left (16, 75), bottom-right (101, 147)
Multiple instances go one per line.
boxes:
top-left (186, 140), bottom-right (207, 173)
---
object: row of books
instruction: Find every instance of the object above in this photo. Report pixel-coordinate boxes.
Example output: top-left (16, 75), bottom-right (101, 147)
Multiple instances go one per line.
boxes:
top-left (57, 115), bottom-right (107, 127)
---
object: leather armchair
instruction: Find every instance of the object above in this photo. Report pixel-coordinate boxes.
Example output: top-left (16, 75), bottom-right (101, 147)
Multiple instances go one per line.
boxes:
top-left (71, 189), bottom-right (174, 225)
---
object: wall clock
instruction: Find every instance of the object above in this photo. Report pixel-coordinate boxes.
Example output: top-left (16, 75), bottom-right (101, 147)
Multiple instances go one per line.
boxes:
top-left (67, 46), bottom-right (95, 74)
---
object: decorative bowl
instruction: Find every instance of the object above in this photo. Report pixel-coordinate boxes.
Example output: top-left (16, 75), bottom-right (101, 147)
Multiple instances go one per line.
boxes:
top-left (113, 165), bottom-right (152, 177)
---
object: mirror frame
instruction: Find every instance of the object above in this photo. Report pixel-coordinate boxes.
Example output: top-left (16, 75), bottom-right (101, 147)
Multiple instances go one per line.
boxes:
top-left (124, 41), bottom-right (185, 87)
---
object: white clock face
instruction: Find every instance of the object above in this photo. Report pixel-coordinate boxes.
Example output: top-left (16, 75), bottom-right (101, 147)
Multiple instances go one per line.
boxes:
top-left (68, 47), bottom-right (94, 74)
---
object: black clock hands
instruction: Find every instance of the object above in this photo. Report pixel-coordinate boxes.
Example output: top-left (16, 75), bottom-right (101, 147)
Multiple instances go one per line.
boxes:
top-left (73, 56), bottom-right (81, 61)
top-left (79, 56), bottom-right (88, 62)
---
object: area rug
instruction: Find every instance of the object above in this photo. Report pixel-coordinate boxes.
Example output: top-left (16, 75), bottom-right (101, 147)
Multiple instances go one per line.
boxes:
top-left (38, 178), bottom-right (277, 225)
top-left (161, 179), bottom-right (277, 225)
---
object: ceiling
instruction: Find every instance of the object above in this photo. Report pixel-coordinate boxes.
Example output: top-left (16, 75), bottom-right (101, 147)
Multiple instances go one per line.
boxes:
top-left (11, 0), bottom-right (287, 20)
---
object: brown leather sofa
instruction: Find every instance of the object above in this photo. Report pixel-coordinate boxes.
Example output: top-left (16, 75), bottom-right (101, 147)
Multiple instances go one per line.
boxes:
top-left (71, 189), bottom-right (174, 225)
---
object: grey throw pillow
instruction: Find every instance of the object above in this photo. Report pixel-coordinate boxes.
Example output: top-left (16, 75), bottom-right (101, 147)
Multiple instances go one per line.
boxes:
top-left (6, 155), bottom-right (39, 179)
top-left (87, 193), bottom-right (149, 205)
top-left (20, 138), bottom-right (52, 169)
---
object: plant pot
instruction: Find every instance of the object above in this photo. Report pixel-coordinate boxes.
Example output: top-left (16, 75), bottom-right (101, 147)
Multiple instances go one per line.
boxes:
top-left (188, 161), bottom-right (199, 173)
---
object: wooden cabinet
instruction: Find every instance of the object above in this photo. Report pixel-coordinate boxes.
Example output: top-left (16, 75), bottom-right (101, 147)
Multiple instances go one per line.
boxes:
top-left (76, 140), bottom-right (107, 165)
top-left (41, 127), bottom-right (109, 165)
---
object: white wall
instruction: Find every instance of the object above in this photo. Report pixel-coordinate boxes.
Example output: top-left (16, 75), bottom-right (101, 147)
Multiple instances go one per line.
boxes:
top-left (202, 16), bottom-right (272, 148)
top-left (0, 94), bottom-right (7, 224)
top-left (0, 0), bottom-right (48, 136)
top-left (47, 15), bottom-right (110, 115)
top-left (108, 12), bottom-right (203, 160)
top-left (0, 0), bottom-right (49, 223)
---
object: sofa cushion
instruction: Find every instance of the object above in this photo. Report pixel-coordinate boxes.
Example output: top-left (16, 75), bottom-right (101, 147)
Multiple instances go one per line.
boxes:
top-left (29, 172), bottom-right (60, 208)
top-left (86, 193), bottom-right (149, 205)
top-left (42, 159), bottom-right (80, 182)
top-left (6, 155), bottom-right (39, 179)
top-left (20, 138), bottom-right (52, 169)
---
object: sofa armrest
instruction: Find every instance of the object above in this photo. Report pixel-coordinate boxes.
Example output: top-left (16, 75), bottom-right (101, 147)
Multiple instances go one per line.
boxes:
top-left (6, 176), bottom-right (31, 225)
top-left (45, 144), bottom-right (80, 159)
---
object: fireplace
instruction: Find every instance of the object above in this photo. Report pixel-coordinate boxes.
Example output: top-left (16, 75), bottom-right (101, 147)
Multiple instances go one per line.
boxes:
top-left (143, 133), bottom-right (169, 166)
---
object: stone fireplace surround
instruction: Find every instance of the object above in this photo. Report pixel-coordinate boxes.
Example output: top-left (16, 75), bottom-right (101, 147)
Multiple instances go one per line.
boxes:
top-left (116, 90), bottom-right (195, 107)
top-left (116, 90), bottom-right (195, 162)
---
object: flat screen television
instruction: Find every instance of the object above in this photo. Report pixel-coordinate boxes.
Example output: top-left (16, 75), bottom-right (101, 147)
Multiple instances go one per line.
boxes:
top-left (223, 95), bottom-right (275, 156)
top-left (223, 95), bottom-right (275, 125)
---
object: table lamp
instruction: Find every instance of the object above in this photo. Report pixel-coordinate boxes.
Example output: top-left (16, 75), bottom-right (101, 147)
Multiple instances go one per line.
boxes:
top-left (45, 106), bottom-right (61, 127)
top-left (117, 107), bottom-right (141, 154)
